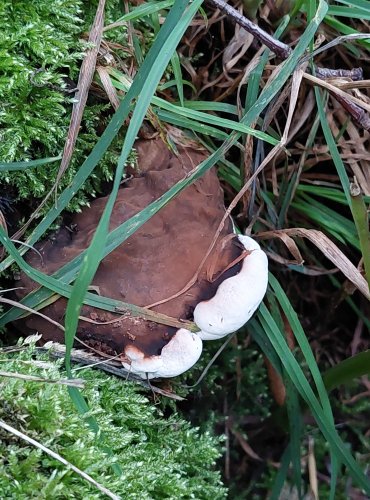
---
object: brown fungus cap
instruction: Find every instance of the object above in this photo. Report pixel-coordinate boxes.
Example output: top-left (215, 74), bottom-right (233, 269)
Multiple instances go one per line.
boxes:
top-left (15, 138), bottom-right (242, 373)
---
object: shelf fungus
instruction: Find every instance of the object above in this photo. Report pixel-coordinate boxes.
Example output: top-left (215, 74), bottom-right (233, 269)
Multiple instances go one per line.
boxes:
top-left (194, 235), bottom-right (268, 341)
top-left (15, 138), bottom-right (268, 379)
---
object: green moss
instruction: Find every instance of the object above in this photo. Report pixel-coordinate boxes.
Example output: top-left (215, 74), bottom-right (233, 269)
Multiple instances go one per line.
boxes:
top-left (0, 2), bottom-right (80, 157)
top-left (0, 0), bottom-right (127, 213)
top-left (0, 344), bottom-right (226, 498)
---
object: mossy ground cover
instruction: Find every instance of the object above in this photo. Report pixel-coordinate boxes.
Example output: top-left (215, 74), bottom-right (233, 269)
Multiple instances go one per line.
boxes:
top-left (0, 342), bottom-right (226, 499)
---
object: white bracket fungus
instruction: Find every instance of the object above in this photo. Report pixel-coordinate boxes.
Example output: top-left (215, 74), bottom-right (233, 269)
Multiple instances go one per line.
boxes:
top-left (122, 234), bottom-right (268, 378)
top-left (121, 329), bottom-right (203, 380)
top-left (194, 235), bottom-right (268, 341)
top-left (15, 138), bottom-right (268, 381)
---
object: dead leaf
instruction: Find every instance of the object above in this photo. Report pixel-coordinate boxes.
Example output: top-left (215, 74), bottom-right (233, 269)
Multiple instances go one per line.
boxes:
top-left (96, 65), bottom-right (120, 110)
top-left (230, 428), bottom-right (262, 461)
top-left (223, 27), bottom-right (253, 72)
top-left (258, 228), bottom-right (370, 300)
top-left (55, 0), bottom-right (106, 190)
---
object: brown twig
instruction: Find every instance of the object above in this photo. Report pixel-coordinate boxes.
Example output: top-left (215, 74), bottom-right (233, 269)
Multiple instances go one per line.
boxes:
top-left (304, 72), bottom-right (370, 131)
top-left (331, 93), bottom-right (370, 131)
top-left (315, 66), bottom-right (363, 81)
top-left (207, 0), bottom-right (292, 58)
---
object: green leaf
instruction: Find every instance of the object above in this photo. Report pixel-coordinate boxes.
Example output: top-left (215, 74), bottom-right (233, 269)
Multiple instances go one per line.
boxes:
top-left (323, 350), bottom-right (370, 392)
top-left (112, 0), bottom-right (175, 24)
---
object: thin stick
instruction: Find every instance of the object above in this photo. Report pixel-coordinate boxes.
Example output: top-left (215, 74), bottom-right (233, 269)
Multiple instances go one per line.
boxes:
top-left (0, 297), bottom-right (65, 331)
top-left (336, 79), bottom-right (370, 89)
top-left (304, 72), bottom-right (370, 130)
top-left (315, 67), bottom-right (363, 81)
top-left (208, 0), bottom-right (292, 58)
top-left (0, 370), bottom-right (84, 388)
top-left (0, 419), bottom-right (120, 500)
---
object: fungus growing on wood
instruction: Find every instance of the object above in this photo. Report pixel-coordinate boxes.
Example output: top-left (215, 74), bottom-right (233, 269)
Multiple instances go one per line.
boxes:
top-left (194, 235), bottom-right (268, 340)
top-left (15, 137), bottom-right (268, 379)
top-left (121, 329), bottom-right (203, 379)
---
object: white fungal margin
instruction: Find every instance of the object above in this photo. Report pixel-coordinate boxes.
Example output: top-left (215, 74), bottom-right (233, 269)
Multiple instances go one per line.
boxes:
top-left (121, 235), bottom-right (267, 379)
top-left (194, 234), bottom-right (268, 340)
top-left (121, 328), bottom-right (203, 379)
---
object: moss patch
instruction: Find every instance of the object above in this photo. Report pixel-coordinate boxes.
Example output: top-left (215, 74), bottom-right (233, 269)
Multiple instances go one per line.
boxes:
top-left (0, 344), bottom-right (227, 498)
top-left (0, 0), bottom-right (126, 213)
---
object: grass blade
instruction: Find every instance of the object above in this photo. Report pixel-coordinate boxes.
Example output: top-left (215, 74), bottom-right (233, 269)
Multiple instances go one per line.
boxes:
top-left (323, 350), bottom-right (370, 391)
top-left (0, 156), bottom-right (61, 172)
top-left (350, 180), bottom-right (370, 289)
top-left (258, 302), bottom-right (370, 493)
top-left (269, 444), bottom-right (292, 499)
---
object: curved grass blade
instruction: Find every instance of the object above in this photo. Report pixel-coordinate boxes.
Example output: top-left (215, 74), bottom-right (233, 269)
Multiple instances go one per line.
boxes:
top-left (258, 303), bottom-right (370, 493)
top-left (269, 444), bottom-right (292, 500)
top-left (247, 318), bottom-right (283, 374)
top-left (156, 110), bottom-right (229, 139)
top-left (266, 290), bottom-right (303, 496)
top-left (171, 51), bottom-right (184, 106)
top-left (315, 90), bottom-right (369, 495)
top-left (269, 274), bottom-right (341, 417)
top-left (284, 375), bottom-right (303, 497)
top-left (350, 180), bottom-right (370, 289)
top-left (315, 88), bottom-right (351, 203)
top-left (109, 74), bottom-right (279, 144)
top-left (0, 156), bottom-right (61, 172)
top-left (269, 271), bottom-right (340, 493)
top-left (107, 0), bottom-right (174, 26)
top-left (157, 99), bottom-right (279, 145)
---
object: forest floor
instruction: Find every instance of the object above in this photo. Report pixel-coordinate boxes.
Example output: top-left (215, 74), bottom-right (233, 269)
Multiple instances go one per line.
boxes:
top-left (0, 0), bottom-right (369, 498)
